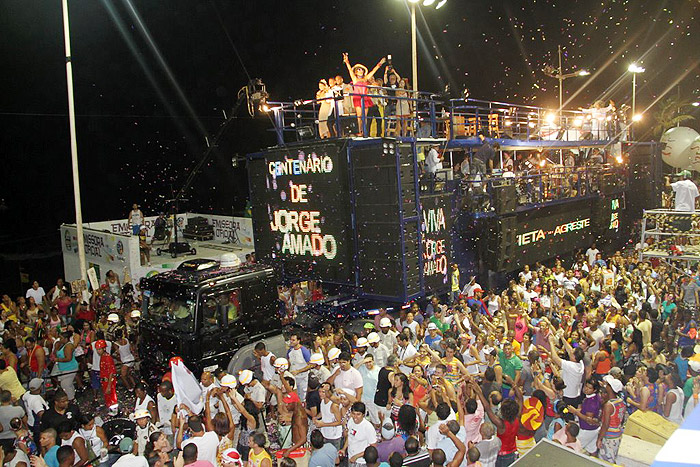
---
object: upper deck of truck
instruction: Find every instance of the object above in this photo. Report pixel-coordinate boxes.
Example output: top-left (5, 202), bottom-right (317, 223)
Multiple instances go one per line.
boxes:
top-left (140, 258), bottom-right (275, 292)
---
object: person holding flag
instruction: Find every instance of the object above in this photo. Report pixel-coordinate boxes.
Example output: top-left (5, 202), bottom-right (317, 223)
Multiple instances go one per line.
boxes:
top-left (95, 340), bottom-right (118, 416)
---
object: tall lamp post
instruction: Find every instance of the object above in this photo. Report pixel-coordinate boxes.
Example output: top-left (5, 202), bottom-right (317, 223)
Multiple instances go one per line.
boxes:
top-left (61, 0), bottom-right (87, 285)
top-left (406, 0), bottom-right (447, 94)
top-left (627, 63), bottom-right (646, 135)
top-left (543, 45), bottom-right (590, 116)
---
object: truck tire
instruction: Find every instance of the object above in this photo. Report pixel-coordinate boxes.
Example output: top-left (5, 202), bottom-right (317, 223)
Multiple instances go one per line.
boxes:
top-left (226, 333), bottom-right (287, 379)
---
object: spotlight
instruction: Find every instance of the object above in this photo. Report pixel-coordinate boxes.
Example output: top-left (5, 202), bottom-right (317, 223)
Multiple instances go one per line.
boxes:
top-left (692, 102), bottom-right (700, 107)
top-left (436, 0), bottom-right (447, 8)
top-left (528, 122), bottom-right (536, 128)
top-left (615, 155), bottom-right (623, 164)
top-left (408, 0), bottom-right (420, 3)
top-left (573, 118), bottom-right (583, 127)
top-left (578, 70), bottom-right (590, 76)
top-left (628, 64), bottom-right (645, 73)
top-left (545, 112), bottom-right (556, 124)
top-left (539, 159), bottom-right (546, 167)
top-left (423, 0), bottom-right (436, 5)
top-left (505, 120), bottom-right (512, 126)
top-left (260, 103), bottom-right (270, 112)
top-left (632, 114), bottom-right (643, 122)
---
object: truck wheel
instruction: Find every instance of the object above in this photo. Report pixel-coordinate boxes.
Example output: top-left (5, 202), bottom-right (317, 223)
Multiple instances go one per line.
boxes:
top-left (191, 248), bottom-right (197, 255)
top-left (156, 248), bottom-right (162, 256)
top-left (171, 251), bottom-right (177, 258)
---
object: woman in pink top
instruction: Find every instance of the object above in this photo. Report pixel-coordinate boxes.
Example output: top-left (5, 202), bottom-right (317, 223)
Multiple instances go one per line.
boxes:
top-left (343, 53), bottom-right (386, 136)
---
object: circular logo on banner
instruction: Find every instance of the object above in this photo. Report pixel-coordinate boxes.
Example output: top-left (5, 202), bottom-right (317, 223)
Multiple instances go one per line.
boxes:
top-left (116, 240), bottom-right (124, 256)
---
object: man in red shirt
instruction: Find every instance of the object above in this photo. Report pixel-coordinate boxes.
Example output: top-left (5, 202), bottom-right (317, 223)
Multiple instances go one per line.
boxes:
top-left (95, 340), bottom-right (118, 415)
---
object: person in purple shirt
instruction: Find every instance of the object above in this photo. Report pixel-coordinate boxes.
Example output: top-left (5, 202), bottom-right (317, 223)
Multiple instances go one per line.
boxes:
top-left (375, 421), bottom-right (406, 463)
top-left (566, 378), bottom-right (601, 455)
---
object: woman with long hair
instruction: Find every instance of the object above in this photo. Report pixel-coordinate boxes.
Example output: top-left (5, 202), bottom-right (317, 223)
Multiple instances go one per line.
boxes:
top-left (316, 79), bottom-right (333, 139)
top-left (342, 53), bottom-right (386, 136)
top-left (387, 373), bottom-right (412, 424)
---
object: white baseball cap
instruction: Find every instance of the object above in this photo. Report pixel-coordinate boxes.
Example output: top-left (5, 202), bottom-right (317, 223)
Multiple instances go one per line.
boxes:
top-left (220, 374), bottom-right (237, 388)
top-left (107, 313), bottom-right (120, 323)
top-left (238, 370), bottom-right (253, 385)
top-left (603, 374), bottom-right (623, 393)
top-left (427, 322), bottom-right (438, 330)
top-left (310, 353), bottom-right (324, 365)
top-left (380, 317), bottom-right (392, 328)
top-left (367, 332), bottom-right (380, 344)
top-left (134, 409), bottom-right (151, 420)
top-left (274, 357), bottom-right (289, 370)
top-left (356, 337), bottom-right (369, 347)
top-left (328, 348), bottom-right (341, 360)
top-left (130, 310), bottom-right (141, 318)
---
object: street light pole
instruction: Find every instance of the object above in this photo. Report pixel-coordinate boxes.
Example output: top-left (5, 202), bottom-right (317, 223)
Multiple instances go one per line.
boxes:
top-left (410, 2), bottom-right (418, 93)
top-left (558, 45), bottom-right (563, 115)
top-left (627, 63), bottom-right (645, 141)
top-left (632, 72), bottom-right (637, 118)
top-left (61, 0), bottom-right (87, 285)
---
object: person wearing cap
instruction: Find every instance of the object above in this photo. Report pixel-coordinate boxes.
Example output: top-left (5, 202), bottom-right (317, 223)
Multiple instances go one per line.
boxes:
top-left (462, 276), bottom-right (482, 298)
top-left (377, 318), bottom-right (398, 353)
top-left (133, 408), bottom-right (157, 456)
top-left (220, 447), bottom-right (244, 467)
top-left (357, 354), bottom-right (381, 426)
top-left (267, 375), bottom-right (308, 457)
top-left (366, 332), bottom-right (390, 368)
top-left (375, 420), bottom-right (405, 462)
top-left (328, 352), bottom-right (363, 401)
top-left (22, 377), bottom-right (48, 436)
top-left (112, 437), bottom-right (149, 467)
top-left (309, 353), bottom-right (331, 383)
top-left (596, 374), bottom-right (626, 463)
top-left (95, 339), bottom-right (118, 415)
top-left (352, 338), bottom-right (371, 368)
top-left (238, 370), bottom-right (266, 411)
top-left (666, 170), bottom-right (699, 212)
top-left (424, 322), bottom-right (443, 351)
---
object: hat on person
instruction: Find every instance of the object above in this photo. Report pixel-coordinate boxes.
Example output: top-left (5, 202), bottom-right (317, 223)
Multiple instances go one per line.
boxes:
top-left (367, 332), bottom-right (380, 344)
top-left (352, 64), bottom-right (369, 76)
top-left (381, 421), bottom-right (396, 440)
top-left (107, 313), bottom-right (119, 323)
top-left (94, 340), bottom-right (107, 350)
top-left (427, 322), bottom-right (438, 331)
top-left (678, 170), bottom-right (692, 178)
top-left (221, 448), bottom-right (244, 467)
top-left (472, 288), bottom-right (483, 293)
top-left (282, 392), bottom-right (301, 404)
top-left (609, 367), bottom-right (623, 378)
top-left (220, 374), bottom-right (237, 388)
top-left (603, 374), bottom-right (623, 393)
top-left (118, 437), bottom-right (134, 454)
top-left (338, 388), bottom-right (355, 397)
top-left (310, 353), bottom-right (325, 365)
top-left (380, 317), bottom-right (392, 328)
top-left (364, 323), bottom-right (375, 330)
top-left (134, 409), bottom-right (150, 420)
top-left (273, 357), bottom-right (289, 370)
top-left (328, 348), bottom-right (341, 361)
top-left (356, 337), bottom-right (369, 348)
top-left (29, 378), bottom-right (43, 390)
top-left (688, 358), bottom-right (700, 373)
top-left (520, 398), bottom-right (544, 431)
top-left (238, 369), bottom-right (253, 385)
top-left (130, 310), bottom-right (141, 318)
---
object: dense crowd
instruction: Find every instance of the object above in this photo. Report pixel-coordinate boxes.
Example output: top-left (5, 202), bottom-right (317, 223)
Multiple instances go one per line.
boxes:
top-left (0, 237), bottom-right (698, 467)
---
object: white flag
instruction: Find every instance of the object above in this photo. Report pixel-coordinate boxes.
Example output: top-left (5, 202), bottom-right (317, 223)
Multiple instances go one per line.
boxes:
top-left (171, 360), bottom-right (204, 414)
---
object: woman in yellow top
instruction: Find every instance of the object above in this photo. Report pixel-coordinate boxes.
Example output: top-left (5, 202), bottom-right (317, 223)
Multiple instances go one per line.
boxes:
top-left (248, 432), bottom-right (272, 467)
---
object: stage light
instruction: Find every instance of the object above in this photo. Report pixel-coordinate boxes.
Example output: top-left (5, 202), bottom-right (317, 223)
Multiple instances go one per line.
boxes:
top-left (545, 112), bottom-right (556, 124)
top-left (408, 0), bottom-right (420, 3)
top-left (573, 118), bottom-right (583, 127)
top-left (578, 70), bottom-right (590, 76)
top-left (505, 119), bottom-right (512, 126)
top-left (423, 0), bottom-right (436, 5)
top-left (628, 64), bottom-right (645, 74)
top-left (436, 0), bottom-right (447, 8)
top-left (692, 102), bottom-right (700, 107)
top-left (615, 155), bottom-right (623, 164)
top-left (528, 122), bottom-right (536, 128)
top-left (539, 159), bottom-right (546, 167)
top-left (632, 114), bottom-right (643, 122)
top-left (261, 103), bottom-right (270, 112)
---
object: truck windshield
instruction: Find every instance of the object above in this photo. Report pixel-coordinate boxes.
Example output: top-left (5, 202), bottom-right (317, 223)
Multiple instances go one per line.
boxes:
top-left (142, 291), bottom-right (196, 333)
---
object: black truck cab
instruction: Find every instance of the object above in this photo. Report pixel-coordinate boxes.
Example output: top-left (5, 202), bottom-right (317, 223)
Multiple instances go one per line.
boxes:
top-left (138, 258), bottom-right (285, 384)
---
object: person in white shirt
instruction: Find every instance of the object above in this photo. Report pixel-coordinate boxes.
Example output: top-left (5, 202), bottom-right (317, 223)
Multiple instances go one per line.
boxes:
top-left (425, 145), bottom-right (443, 174)
top-left (357, 354), bottom-right (381, 426)
top-left (586, 244), bottom-right (600, 266)
top-left (519, 265), bottom-right (533, 282)
top-left (667, 171), bottom-right (699, 212)
top-left (546, 334), bottom-right (585, 406)
top-left (22, 378), bottom-right (48, 431)
top-left (177, 414), bottom-right (219, 466)
top-left (367, 332), bottom-right (390, 368)
top-left (309, 353), bottom-right (332, 383)
top-left (377, 319), bottom-right (398, 353)
top-left (25, 282), bottom-right (46, 308)
top-left (239, 370), bottom-right (267, 411)
top-left (128, 203), bottom-right (145, 236)
top-left (396, 334), bottom-right (417, 375)
top-left (156, 381), bottom-right (178, 443)
top-left (462, 276), bottom-right (482, 297)
top-left (328, 352), bottom-right (363, 400)
top-left (342, 402), bottom-right (377, 465)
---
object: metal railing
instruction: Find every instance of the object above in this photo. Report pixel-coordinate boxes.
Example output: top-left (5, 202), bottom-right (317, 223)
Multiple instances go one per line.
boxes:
top-left (454, 163), bottom-right (628, 213)
top-left (265, 88), bottom-right (626, 145)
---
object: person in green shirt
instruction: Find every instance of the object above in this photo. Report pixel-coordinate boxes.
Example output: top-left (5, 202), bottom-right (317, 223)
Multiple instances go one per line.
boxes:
top-left (429, 308), bottom-right (450, 334)
top-left (498, 342), bottom-right (522, 399)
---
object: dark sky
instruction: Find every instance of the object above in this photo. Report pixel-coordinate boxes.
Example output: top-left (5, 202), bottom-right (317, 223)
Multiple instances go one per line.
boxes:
top-left (0, 0), bottom-right (698, 241)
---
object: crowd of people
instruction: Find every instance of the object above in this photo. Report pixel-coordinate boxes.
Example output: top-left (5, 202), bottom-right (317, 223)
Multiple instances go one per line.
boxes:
top-left (0, 236), bottom-right (699, 466)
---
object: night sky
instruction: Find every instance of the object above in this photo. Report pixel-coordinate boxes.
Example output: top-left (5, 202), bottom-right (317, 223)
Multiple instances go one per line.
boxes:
top-left (0, 0), bottom-right (698, 279)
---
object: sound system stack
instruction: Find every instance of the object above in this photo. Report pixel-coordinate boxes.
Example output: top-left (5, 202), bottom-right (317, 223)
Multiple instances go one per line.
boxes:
top-left (183, 216), bottom-right (214, 241)
top-left (484, 216), bottom-right (516, 272)
top-left (491, 183), bottom-right (516, 214)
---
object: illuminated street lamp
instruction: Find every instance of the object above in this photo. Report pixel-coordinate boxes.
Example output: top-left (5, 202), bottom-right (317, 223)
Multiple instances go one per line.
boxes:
top-left (628, 63), bottom-right (645, 140)
top-left (543, 45), bottom-right (590, 116)
top-left (405, 0), bottom-right (447, 93)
